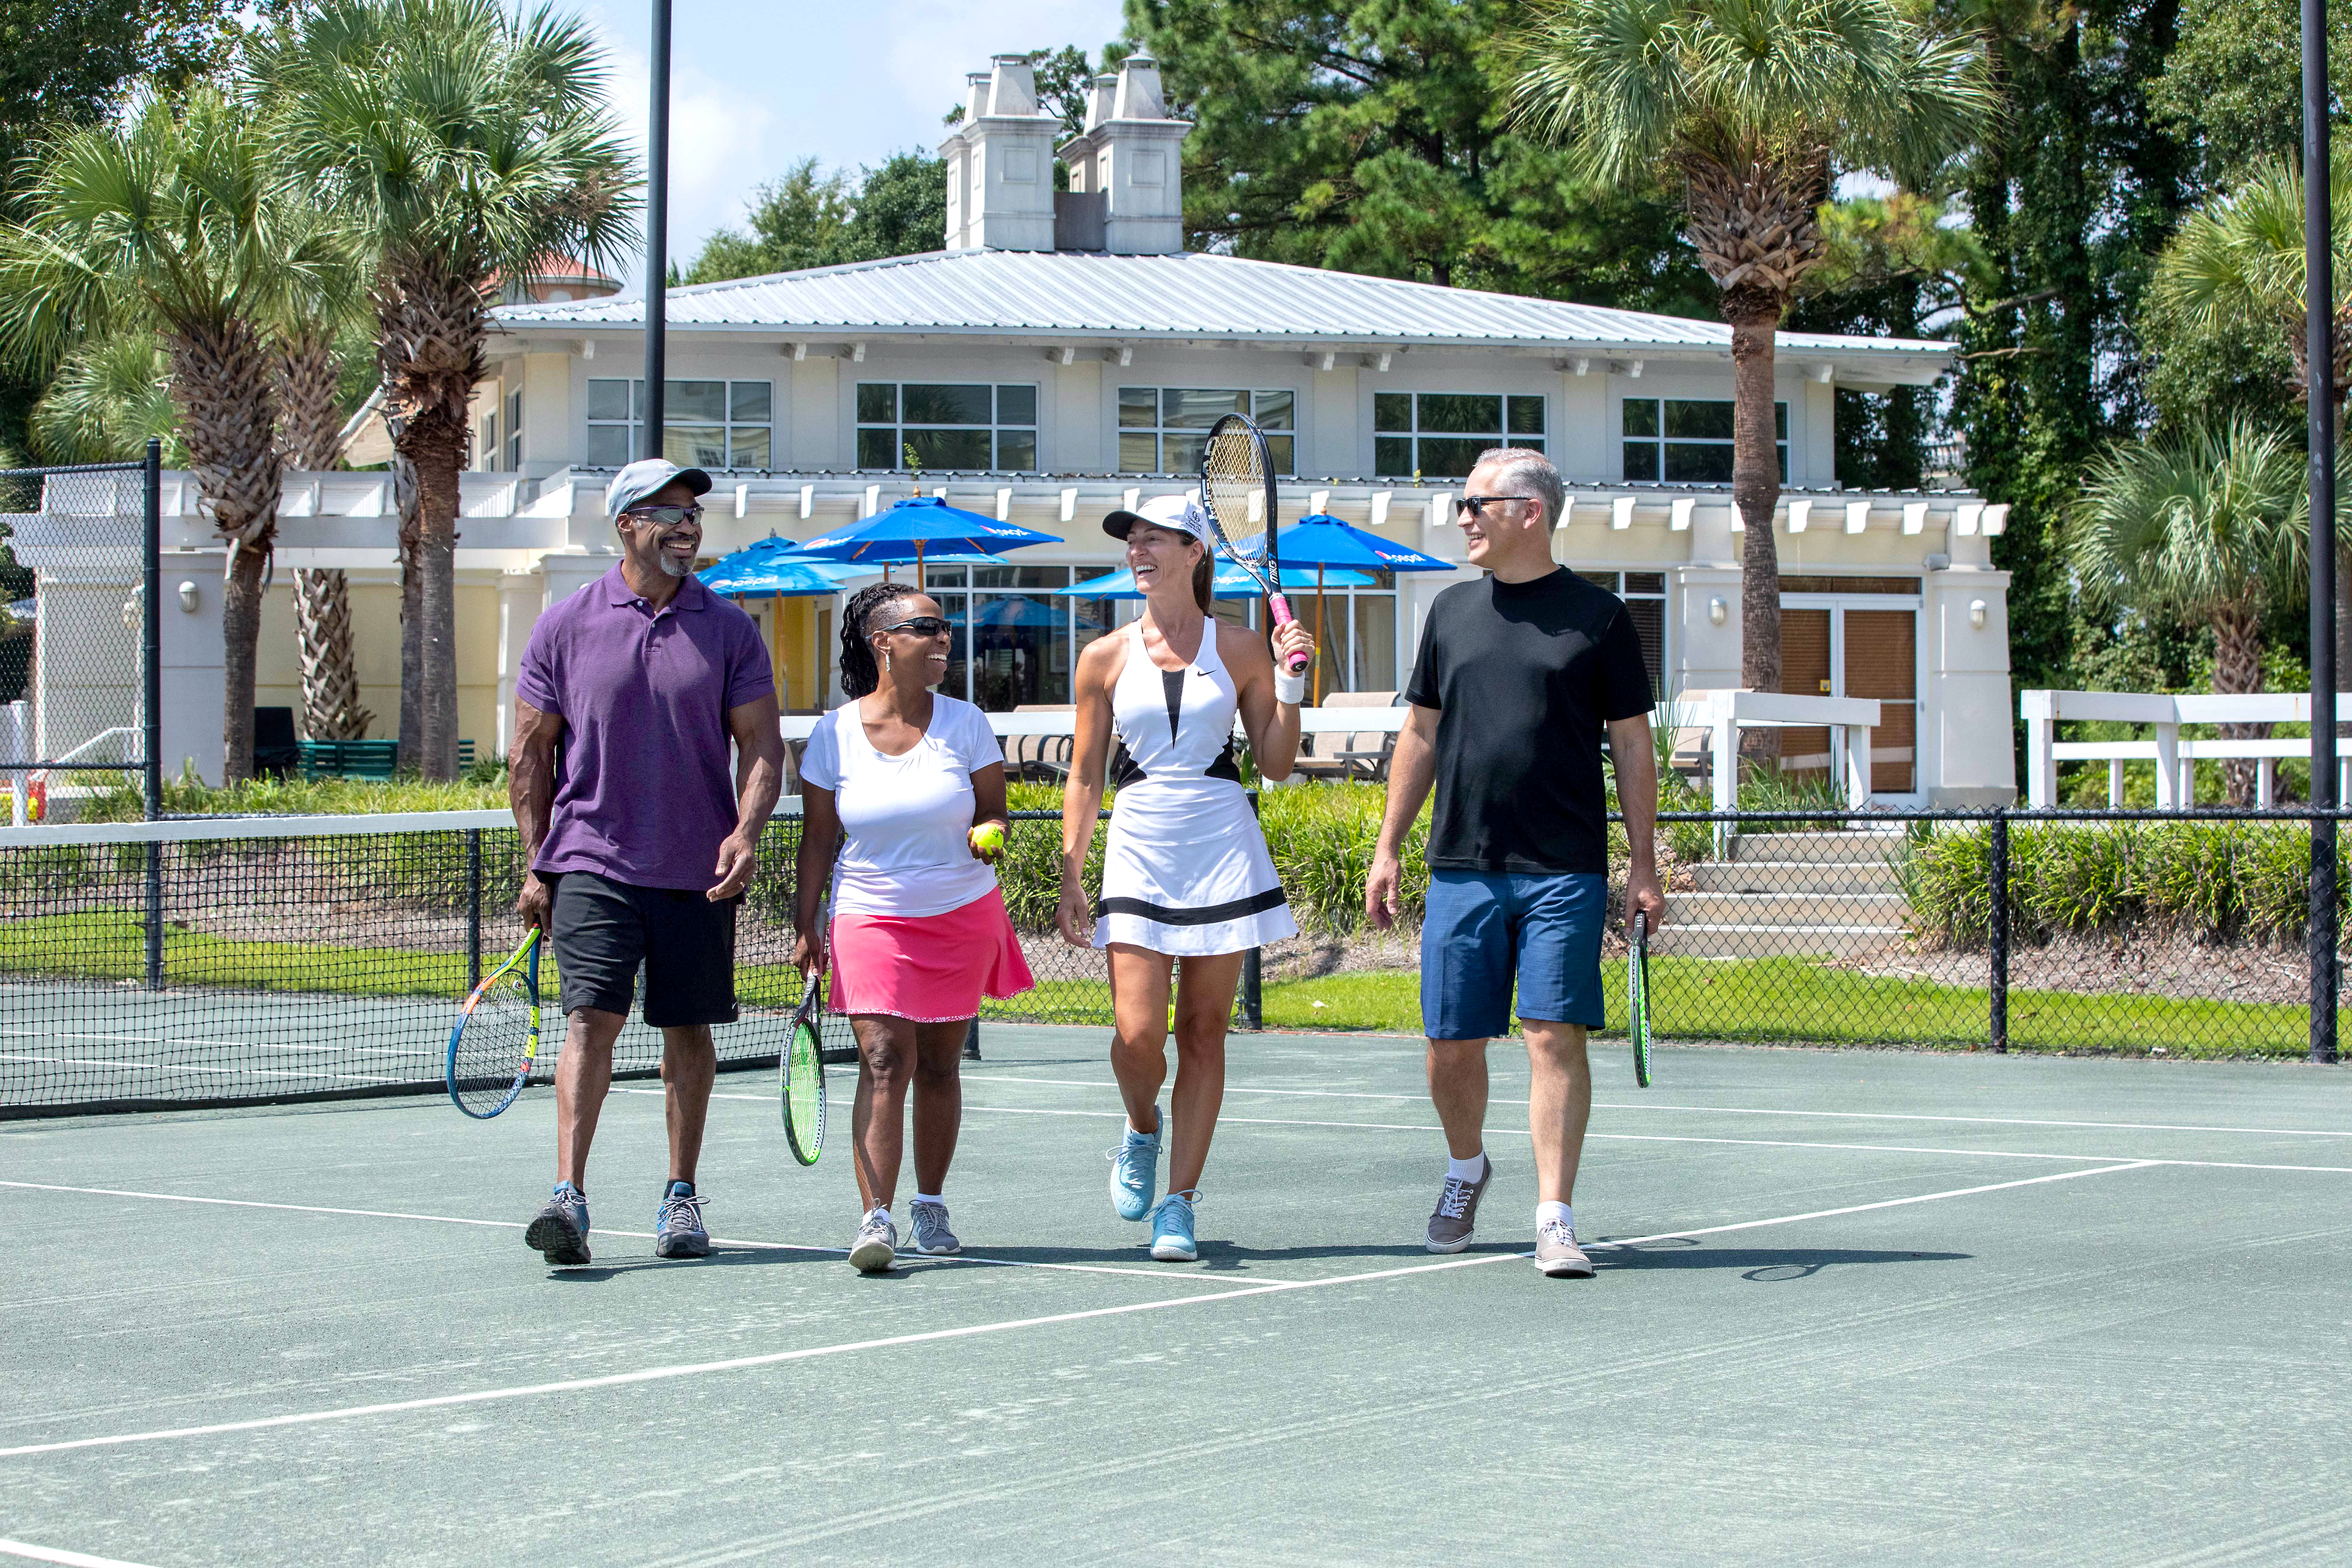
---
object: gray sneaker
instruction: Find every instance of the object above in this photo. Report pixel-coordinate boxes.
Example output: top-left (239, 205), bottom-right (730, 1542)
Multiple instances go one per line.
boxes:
top-left (653, 1181), bottom-right (710, 1259)
top-left (909, 1199), bottom-right (960, 1255)
top-left (848, 1209), bottom-right (897, 1273)
top-left (525, 1182), bottom-right (591, 1266)
top-left (1535, 1217), bottom-right (1595, 1278)
top-left (1424, 1158), bottom-right (1493, 1254)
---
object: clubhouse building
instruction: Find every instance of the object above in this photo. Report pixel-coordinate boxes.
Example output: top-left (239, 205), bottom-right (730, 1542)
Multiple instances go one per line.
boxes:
top-left (19, 52), bottom-right (2015, 806)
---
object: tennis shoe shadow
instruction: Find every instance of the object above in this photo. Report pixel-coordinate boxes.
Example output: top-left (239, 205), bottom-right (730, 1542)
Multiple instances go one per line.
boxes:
top-left (543, 1246), bottom-right (814, 1281)
top-left (1588, 1240), bottom-right (1971, 1278)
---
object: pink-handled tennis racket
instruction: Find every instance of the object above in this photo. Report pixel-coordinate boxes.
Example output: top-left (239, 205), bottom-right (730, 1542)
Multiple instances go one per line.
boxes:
top-left (1202, 414), bottom-right (1308, 675)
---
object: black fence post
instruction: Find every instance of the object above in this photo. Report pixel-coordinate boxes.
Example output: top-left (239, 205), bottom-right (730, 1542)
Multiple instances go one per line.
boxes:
top-left (465, 829), bottom-right (483, 991)
top-left (141, 438), bottom-right (161, 820)
top-left (1989, 807), bottom-right (2009, 1054)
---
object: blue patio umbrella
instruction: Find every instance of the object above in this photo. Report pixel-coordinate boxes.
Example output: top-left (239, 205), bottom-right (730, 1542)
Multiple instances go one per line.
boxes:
top-left (798, 496), bottom-right (1062, 576)
top-left (696, 555), bottom-right (859, 597)
top-left (1058, 561), bottom-right (1374, 600)
top-left (1223, 514), bottom-right (1455, 698)
top-left (969, 595), bottom-right (1106, 630)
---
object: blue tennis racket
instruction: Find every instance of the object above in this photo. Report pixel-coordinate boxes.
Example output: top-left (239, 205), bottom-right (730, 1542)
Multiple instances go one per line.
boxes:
top-left (447, 930), bottom-right (541, 1118)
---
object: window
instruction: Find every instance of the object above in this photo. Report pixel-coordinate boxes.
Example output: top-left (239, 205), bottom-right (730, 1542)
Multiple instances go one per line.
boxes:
top-left (477, 410), bottom-right (498, 472)
top-left (1117, 388), bottom-right (1295, 475)
top-left (1373, 393), bottom-right (1544, 479)
top-left (1622, 399), bottom-right (1786, 484)
top-left (919, 564), bottom-right (1113, 709)
top-left (1576, 570), bottom-right (1668, 698)
top-left (505, 388), bottom-right (523, 472)
top-left (586, 378), bottom-right (774, 470)
top-left (856, 384), bottom-right (1037, 472)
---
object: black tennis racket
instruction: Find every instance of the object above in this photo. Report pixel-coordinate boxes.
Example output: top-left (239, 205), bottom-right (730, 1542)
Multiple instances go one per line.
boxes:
top-left (782, 961), bottom-right (826, 1166)
top-left (1629, 911), bottom-right (1653, 1088)
top-left (1201, 413), bottom-right (1309, 676)
top-left (447, 929), bottom-right (541, 1119)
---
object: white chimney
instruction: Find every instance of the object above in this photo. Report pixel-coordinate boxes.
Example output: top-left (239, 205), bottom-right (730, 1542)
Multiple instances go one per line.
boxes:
top-left (937, 54), bottom-right (1061, 252)
top-left (1055, 54), bottom-right (1189, 255)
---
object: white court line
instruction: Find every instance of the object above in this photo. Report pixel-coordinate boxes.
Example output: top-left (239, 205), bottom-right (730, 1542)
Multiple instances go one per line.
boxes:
top-left (0, 1162), bottom-right (2154, 1462)
top-left (0, 1181), bottom-right (1235, 1289)
top-left (970, 1073), bottom-right (2352, 1142)
top-left (750, 1094), bottom-right (2352, 1175)
top-left (0, 1540), bottom-right (157, 1568)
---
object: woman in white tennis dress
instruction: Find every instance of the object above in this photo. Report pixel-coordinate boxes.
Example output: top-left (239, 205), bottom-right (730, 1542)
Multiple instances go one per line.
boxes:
top-left (1057, 495), bottom-right (1314, 1262)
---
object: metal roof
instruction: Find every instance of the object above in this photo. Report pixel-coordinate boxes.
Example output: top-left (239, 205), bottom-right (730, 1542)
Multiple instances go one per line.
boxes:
top-left (491, 249), bottom-right (1952, 379)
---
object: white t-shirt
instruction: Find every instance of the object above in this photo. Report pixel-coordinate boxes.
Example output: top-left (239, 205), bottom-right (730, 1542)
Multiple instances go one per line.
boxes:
top-left (799, 694), bottom-right (1002, 918)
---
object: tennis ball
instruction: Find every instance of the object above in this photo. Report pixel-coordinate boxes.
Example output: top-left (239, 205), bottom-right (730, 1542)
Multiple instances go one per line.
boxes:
top-left (969, 824), bottom-right (1006, 855)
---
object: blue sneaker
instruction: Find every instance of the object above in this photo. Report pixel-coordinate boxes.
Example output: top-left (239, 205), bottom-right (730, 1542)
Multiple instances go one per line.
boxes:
top-left (525, 1182), bottom-right (591, 1266)
top-left (1106, 1115), bottom-right (1161, 1222)
top-left (1149, 1190), bottom-right (1199, 1262)
top-left (654, 1180), bottom-right (710, 1259)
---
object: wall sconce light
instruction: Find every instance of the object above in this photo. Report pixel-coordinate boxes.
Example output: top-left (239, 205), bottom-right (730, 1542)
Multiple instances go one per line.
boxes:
top-left (1708, 596), bottom-right (1727, 626)
top-left (176, 580), bottom-right (199, 613)
top-left (1969, 598), bottom-right (1987, 630)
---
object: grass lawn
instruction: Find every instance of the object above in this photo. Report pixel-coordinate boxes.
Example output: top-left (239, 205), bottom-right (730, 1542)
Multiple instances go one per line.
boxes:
top-left (3, 914), bottom-right (2309, 1058)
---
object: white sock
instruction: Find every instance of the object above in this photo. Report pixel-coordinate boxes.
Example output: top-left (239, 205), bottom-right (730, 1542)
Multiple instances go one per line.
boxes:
top-left (1447, 1151), bottom-right (1487, 1184)
top-left (914, 1192), bottom-right (943, 1207)
top-left (1537, 1200), bottom-right (1573, 1231)
top-left (867, 1205), bottom-right (891, 1224)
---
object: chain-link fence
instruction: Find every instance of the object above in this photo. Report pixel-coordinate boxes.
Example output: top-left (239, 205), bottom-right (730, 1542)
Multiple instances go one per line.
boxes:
top-left (0, 450), bottom-right (161, 824)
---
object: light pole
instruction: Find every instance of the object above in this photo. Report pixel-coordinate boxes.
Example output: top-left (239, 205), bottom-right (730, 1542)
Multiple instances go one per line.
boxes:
top-left (2306, 0), bottom-right (2338, 1064)
top-left (642, 0), bottom-right (671, 459)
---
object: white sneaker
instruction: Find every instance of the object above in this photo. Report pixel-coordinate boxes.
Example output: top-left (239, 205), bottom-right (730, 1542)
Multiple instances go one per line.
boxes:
top-left (848, 1209), bottom-right (897, 1273)
top-left (909, 1199), bottom-right (960, 1255)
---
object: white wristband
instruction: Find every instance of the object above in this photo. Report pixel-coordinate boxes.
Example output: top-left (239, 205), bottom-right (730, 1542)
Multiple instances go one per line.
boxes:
top-left (1274, 670), bottom-right (1308, 706)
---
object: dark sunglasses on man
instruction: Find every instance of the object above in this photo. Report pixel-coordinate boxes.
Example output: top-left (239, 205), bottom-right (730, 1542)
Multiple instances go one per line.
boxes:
top-left (1454, 494), bottom-right (1532, 520)
top-left (877, 616), bottom-right (953, 638)
top-left (625, 503), bottom-right (705, 526)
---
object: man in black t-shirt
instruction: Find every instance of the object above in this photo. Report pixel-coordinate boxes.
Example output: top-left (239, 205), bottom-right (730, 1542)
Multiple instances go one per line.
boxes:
top-left (1367, 448), bottom-right (1664, 1279)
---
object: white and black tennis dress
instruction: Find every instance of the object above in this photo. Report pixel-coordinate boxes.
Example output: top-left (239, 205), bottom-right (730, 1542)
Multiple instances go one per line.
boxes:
top-left (1094, 620), bottom-right (1297, 955)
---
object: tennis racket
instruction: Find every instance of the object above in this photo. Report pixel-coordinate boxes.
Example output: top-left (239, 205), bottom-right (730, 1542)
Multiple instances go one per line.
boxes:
top-left (1629, 911), bottom-right (1653, 1089)
top-left (781, 961), bottom-right (826, 1166)
top-left (1201, 413), bottom-right (1309, 675)
top-left (447, 929), bottom-right (541, 1119)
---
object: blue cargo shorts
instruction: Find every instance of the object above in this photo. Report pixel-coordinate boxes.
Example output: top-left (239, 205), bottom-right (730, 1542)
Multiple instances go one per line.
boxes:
top-left (1420, 869), bottom-right (1609, 1041)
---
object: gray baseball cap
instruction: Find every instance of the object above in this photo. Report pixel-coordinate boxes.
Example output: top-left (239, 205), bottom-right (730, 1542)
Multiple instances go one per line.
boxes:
top-left (607, 457), bottom-right (712, 519)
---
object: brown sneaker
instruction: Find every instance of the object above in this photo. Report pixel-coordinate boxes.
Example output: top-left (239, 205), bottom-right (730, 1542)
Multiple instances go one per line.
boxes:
top-left (1535, 1217), bottom-right (1594, 1278)
top-left (1424, 1158), bottom-right (1493, 1253)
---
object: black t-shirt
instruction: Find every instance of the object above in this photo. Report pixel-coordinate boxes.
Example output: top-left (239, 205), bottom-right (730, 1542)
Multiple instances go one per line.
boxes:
top-left (1404, 568), bottom-right (1656, 875)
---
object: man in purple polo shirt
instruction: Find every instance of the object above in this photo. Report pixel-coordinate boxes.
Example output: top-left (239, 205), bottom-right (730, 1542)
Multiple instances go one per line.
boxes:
top-left (509, 457), bottom-right (785, 1267)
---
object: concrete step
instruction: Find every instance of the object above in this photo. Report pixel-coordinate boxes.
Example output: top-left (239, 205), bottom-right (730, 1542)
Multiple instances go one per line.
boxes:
top-left (1689, 861), bottom-right (1902, 895)
top-left (1664, 891), bottom-right (1910, 926)
top-left (1651, 923), bottom-right (1901, 959)
top-left (1729, 831), bottom-right (1907, 866)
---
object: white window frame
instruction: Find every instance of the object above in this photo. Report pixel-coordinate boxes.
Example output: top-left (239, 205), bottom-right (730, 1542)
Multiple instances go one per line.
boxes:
top-left (585, 378), bottom-right (775, 470)
top-left (1372, 392), bottom-right (1546, 479)
top-left (855, 383), bottom-right (1040, 474)
top-left (504, 388), bottom-right (523, 472)
top-left (1115, 387), bottom-right (1297, 476)
top-left (1621, 397), bottom-right (1787, 485)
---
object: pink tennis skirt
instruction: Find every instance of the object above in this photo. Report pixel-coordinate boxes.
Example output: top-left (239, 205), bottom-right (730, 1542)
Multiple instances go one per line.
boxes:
top-left (827, 886), bottom-right (1036, 1023)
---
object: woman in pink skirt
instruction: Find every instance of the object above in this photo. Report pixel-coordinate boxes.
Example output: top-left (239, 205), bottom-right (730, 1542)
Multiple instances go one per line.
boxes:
top-left (792, 582), bottom-right (1033, 1272)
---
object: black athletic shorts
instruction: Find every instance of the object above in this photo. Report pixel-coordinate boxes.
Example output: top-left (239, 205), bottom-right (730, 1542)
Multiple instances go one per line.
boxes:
top-left (547, 871), bottom-right (740, 1028)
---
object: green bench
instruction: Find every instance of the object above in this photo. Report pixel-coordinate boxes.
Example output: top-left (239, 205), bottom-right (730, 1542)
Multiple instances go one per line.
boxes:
top-left (298, 739), bottom-right (477, 780)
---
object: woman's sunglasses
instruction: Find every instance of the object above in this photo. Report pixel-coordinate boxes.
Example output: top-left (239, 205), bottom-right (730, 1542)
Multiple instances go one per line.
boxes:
top-left (877, 616), bottom-right (952, 638)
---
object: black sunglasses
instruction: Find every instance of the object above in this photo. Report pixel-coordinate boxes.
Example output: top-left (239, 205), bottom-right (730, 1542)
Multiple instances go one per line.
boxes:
top-left (624, 503), bottom-right (704, 526)
top-left (1454, 494), bottom-right (1531, 519)
top-left (877, 616), bottom-right (952, 638)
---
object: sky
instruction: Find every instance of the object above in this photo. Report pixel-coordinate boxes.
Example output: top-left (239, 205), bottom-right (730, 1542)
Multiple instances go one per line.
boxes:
top-left (575, 0), bottom-right (1128, 293)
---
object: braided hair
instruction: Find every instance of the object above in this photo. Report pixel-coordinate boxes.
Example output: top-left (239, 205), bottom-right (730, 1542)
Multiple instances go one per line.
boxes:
top-left (839, 581), bottom-right (920, 699)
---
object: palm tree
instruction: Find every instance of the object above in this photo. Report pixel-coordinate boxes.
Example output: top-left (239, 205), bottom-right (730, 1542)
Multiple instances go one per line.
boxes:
top-left (2154, 159), bottom-right (2352, 698)
top-left (253, 0), bottom-right (635, 779)
top-left (271, 228), bottom-right (376, 744)
top-left (28, 332), bottom-right (183, 466)
top-left (2070, 416), bottom-right (2307, 805)
top-left (0, 90), bottom-right (333, 783)
top-left (1511, 0), bottom-right (1994, 741)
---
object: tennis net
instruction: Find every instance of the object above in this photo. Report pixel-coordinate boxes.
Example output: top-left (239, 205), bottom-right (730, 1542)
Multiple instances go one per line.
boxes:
top-left (0, 810), bottom-right (829, 1117)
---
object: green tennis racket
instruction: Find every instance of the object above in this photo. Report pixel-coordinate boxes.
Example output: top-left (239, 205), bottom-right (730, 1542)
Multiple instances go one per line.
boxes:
top-left (782, 964), bottom-right (826, 1165)
top-left (447, 929), bottom-right (540, 1118)
top-left (1629, 911), bottom-right (1653, 1088)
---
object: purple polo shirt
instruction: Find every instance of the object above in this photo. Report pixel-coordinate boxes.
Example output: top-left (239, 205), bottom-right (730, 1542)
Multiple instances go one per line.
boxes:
top-left (516, 565), bottom-right (775, 890)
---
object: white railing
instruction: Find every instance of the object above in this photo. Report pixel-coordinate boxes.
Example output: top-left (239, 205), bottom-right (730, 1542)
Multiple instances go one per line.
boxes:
top-left (2020, 690), bottom-right (2352, 808)
top-left (1679, 689), bottom-right (1884, 813)
top-left (777, 707), bottom-right (1406, 741)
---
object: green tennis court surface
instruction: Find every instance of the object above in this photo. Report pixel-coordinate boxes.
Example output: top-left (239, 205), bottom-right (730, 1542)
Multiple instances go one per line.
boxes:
top-left (4, 1029), bottom-right (2349, 1566)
